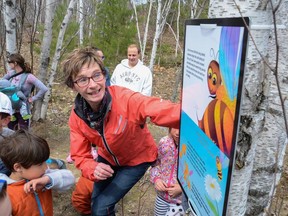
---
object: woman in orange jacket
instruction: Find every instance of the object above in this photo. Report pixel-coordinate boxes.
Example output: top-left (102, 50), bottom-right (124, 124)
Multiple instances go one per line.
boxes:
top-left (63, 47), bottom-right (180, 216)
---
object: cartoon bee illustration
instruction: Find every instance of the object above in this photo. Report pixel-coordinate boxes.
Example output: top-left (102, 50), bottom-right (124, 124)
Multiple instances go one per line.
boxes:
top-left (198, 26), bottom-right (244, 158)
top-left (216, 156), bottom-right (223, 181)
top-left (198, 59), bottom-right (234, 157)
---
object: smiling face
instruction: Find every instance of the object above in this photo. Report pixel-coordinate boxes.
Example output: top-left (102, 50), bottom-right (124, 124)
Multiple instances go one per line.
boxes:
top-left (73, 62), bottom-right (106, 111)
top-left (127, 47), bottom-right (139, 68)
top-left (207, 60), bottom-right (221, 95)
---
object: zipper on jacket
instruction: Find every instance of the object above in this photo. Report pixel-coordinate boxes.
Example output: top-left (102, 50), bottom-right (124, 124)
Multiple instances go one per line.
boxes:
top-left (100, 102), bottom-right (120, 166)
top-left (101, 131), bottom-right (120, 166)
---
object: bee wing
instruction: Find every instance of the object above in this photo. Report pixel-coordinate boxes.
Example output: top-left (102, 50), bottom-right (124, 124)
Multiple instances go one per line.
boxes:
top-left (219, 153), bottom-right (230, 168)
top-left (219, 26), bottom-right (243, 101)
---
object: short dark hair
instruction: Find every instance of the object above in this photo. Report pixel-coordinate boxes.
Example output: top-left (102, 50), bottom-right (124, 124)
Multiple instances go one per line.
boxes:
top-left (0, 113), bottom-right (10, 120)
top-left (0, 129), bottom-right (50, 172)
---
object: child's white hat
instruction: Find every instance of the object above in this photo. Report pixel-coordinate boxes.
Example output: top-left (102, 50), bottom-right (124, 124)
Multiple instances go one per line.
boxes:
top-left (0, 92), bottom-right (12, 115)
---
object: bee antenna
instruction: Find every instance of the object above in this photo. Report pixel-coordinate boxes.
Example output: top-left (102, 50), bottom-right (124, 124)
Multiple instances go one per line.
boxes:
top-left (210, 48), bottom-right (215, 58)
top-left (210, 48), bottom-right (220, 61)
top-left (215, 50), bottom-right (219, 61)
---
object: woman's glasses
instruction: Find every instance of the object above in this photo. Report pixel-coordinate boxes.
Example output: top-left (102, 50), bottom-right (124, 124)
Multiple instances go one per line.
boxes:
top-left (73, 72), bottom-right (105, 87)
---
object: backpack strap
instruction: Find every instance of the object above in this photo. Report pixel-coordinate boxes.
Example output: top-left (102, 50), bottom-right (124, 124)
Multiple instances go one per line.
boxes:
top-left (34, 191), bottom-right (45, 216)
top-left (9, 72), bottom-right (29, 92)
top-left (7, 71), bottom-right (26, 80)
top-left (25, 180), bottom-right (45, 216)
top-left (18, 73), bottom-right (29, 91)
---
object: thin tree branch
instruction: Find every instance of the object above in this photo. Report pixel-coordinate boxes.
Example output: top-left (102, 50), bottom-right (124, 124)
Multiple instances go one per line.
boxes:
top-left (165, 22), bottom-right (183, 54)
top-left (232, 0), bottom-right (274, 73)
top-left (269, 0), bottom-right (288, 135)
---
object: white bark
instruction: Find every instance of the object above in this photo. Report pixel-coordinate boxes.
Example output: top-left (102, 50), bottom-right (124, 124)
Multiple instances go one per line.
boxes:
top-left (33, 0), bottom-right (57, 121)
top-left (40, 0), bottom-right (77, 119)
top-left (78, 0), bottom-right (84, 45)
top-left (131, 0), bottom-right (142, 53)
top-left (3, 0), bottom-right (17, 55)
top-left (165, 22), bottom-right (183, 54)
top-left (191, 0), bottom-right (209, 19)
top-left (149, 0), bottom-right (174, 72)
top-left (149, 0), bottom-right (161, 72)
top-left (175, 0), bottom-right (180, 57)
top-left (0, 1), bottom-right (4, 56)
top-left (141, 0), bottom-right (153, 62)
top-left (32, 0), bottom-right (41, 35)
top-left (86, 0), bottom-right (97, 39)
top-left (190, 0), bottom-right (197, 18)
top-left (209, 1), bottom-right (288, 215)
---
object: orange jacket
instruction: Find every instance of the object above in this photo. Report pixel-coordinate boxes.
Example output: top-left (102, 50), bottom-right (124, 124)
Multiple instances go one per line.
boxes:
top-left (69, 86), bottom-right (180, 181)
top-left (72, 176), bottom-right (94, 215)
top-left (7, 180), bottom-right (53, 216)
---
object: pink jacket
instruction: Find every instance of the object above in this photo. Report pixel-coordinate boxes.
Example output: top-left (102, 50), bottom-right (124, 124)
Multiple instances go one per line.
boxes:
top-left (69, 86), bottom-right (180, 181)
top-left (150, 135), bottom-right (181, 204)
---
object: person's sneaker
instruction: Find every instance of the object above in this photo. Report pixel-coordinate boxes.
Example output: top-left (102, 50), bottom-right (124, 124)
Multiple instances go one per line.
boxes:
top-left (56, 159), bottom-right (67, 169)
top-left (23, 114), bottom-right (32, 120)
top-left (11, 115), bottom-right (16, 122)
top-left (66, 154), bottom-right (74, 164)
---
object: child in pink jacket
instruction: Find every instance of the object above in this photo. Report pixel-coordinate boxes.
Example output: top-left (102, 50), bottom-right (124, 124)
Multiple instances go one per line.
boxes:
top-left (150, 128), bottom-right (184, 216)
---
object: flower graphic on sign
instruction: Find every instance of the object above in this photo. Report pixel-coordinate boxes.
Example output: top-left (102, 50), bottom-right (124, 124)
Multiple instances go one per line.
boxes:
top-left (204, 174), bottom-right (222, 216)
top-left (205, 174), bottom-right (222, 201)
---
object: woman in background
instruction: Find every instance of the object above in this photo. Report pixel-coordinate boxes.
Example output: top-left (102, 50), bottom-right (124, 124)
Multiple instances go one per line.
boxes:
top-left (2, 53), bottom-right (48, 130)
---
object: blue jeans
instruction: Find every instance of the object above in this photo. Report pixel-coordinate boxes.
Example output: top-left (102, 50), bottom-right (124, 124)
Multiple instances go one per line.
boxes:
top-left (91, 156), bottom-right (153, 216)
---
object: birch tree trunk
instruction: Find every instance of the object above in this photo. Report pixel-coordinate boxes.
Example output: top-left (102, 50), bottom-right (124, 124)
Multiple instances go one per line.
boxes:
top-left (30, 0), bottom-right (42, 70)
top-left (0, 0), bottom-right (4, 57)
top-left (40, 0), bottom-right (77, 120)
top-left (149, 0), bottom-right (161, 72)
top-left (33, 0), bottom-right (57, 121)
top-left (175, 0), bottom-right (180, 57)
top-left (149, 0), bottom-right (174, 72)
top-left (131, 0), bottom-right (142, 53)
top-left (190, 0), bottom-right (197, 18)
top-left (141, 0), bottom-right (153, 62)
top-left (209, 1), bottom-right (288, 215)
top-left (78, 0), bottom-right (84, 45)
top-left (3, 0), bottom-right (17, 55)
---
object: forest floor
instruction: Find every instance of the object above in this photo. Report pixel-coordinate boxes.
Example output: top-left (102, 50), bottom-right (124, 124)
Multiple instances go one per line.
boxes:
top-left (27, 65), bottom-right (288, 216)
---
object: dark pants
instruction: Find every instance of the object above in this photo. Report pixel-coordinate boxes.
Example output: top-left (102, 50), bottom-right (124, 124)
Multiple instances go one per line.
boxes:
top-left (91, 156), bottom-right (152, 216)
top-left (8, 112), bottom-right (29, 130)
top-left (0, 159), bottom-right (11, 176)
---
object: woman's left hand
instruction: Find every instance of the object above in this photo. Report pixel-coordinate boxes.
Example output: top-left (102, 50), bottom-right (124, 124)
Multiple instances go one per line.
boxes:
top-left (93, 162), bottom-right (114, 180)
top-left (28, 97), bottom-right (33, 103)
